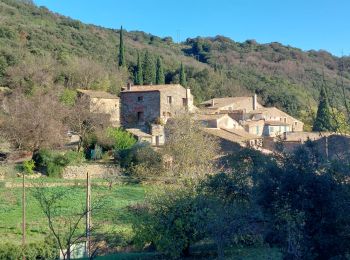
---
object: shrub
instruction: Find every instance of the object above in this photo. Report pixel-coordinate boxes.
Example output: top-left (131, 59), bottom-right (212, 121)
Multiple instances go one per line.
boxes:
top-left (23, 159), bottom-right (35, 174)
top-left (107, 128), bottom-right (136, 151)
top-left (117, 143), bottom-right (163, 177)
top-left (34, 149), bottom-right (85, 177)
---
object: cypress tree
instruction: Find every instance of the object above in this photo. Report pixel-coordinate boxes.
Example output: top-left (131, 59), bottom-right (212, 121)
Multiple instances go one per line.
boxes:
top-left (134, 52), bottom-right (143, 85)
top-left (155, 57), bottom-right (165, 84)
top-left (313, 86), bottom-right (334, 131)
top-left (142, 51), bottom-right (156, 85)
top-left (179, 62), bottom-right (187, 86)
top-left (118, 26), bottom-right (125, 67)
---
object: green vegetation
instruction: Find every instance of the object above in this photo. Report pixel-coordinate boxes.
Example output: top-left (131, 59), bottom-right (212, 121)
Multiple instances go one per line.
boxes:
top-left (313, 86), bottom-right (334, 131)
top-left (155, 56), bottom-right (165, 84)
top-left (118, 26), bottom-right (126, 67)
top-left (1, 0), bottom-right (350, 120)
top-left (142, 50), bottom-right (156, 85)
top-left (33, 149), bottom-right (85, 177)
top-left (0, 181), bottom-right (149, 247)
top-left (134, 52), bottom-right (143, 85)
top-left (179, 62), bottom-right (187, 86)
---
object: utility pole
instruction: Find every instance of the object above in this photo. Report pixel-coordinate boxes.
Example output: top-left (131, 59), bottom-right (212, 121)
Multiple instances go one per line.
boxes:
top-left (22, 172), bottom-right (26, 260)
top-left (86, 172), bottom-right (91, 258)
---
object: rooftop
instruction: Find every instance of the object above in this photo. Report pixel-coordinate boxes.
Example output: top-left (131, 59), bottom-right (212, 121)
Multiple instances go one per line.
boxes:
top-left (265, 121), bottom-right (290, 126)
top-left (121, 84), bottom-right (185, 93)
top-left (203, 128), bottom-right (261, 144)
top-left (195, 113), bottom-right (229, 121)
top-left (77, 89), bottom-right (119, 99)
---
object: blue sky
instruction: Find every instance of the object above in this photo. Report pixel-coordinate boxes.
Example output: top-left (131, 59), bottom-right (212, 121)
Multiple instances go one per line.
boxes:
top-left (34, 0), bottom-right (349, 57)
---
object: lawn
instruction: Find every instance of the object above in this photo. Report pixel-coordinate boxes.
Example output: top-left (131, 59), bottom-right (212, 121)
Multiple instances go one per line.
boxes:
top-left (0, 178), bottom-right (150, 247)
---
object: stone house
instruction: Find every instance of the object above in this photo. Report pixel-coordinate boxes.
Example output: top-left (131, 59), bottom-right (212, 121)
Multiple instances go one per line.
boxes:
top-left (200, 94), bottom-right (262, 113)
top-left (120, 84), bottom-right (195, 128)
top-left (195, 114), bottom-right (242, 130)
top-left (77, 89), bottom-right (120, 127)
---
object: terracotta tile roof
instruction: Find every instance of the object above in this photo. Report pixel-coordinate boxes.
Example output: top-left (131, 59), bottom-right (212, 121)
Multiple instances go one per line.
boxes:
top-left (201, 97), bottom-right (251, 108)
top-left (203, 128), bottom-right (261, 144)
top-left (241, 120), bottom-right (265, 126)
top-left (77, 89), bottom-right (119, 99)
top-left (249, 107), bottom-right (302, 123)
top-left (195, 114), bottom-right (228, 121)
top-left (121, 84), bottom-right (184, 93)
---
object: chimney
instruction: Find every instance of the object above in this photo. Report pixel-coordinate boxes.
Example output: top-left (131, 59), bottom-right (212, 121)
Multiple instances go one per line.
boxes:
top-left (253, 94), bottom-right (257, 110)
top-left (211, 98), bottom-right (215, 107)
top-left (127, 82), bottom-right (132, 91)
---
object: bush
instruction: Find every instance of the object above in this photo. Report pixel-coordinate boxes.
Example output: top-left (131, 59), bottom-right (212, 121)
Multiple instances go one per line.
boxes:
top-left (107, 128), bottom-right (136, 151)
top-left (34, 149), bottom-right (85, 177)
top-left (117, 143), bottom-right (163, 177)
top-left (0, 239), bottom-right (57, 260)
top-left (23, 159), bottom-right (35, 174)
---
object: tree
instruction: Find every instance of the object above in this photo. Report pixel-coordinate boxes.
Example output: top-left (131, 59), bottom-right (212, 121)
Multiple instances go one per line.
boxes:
top-left (0, 89), bottom-right (67, 155)
top-left (142, 51), bottom-right (156, 85)
top-left (179, 62), bottom-right (186, 86)
top-left (32, 184), bottom-right (105, 260)
top-left (118, 26), bottom-right (125, 67)
top-left (134, 52), bottom-right (143, 85)
top-left (163, 114), bottom-right (219, 181)
top-left (313, 86), bottom-right (333, 132)
top-left (155, 57), bottom-right (165, 84)
top-left (66, 96), bottom-right (110, 152)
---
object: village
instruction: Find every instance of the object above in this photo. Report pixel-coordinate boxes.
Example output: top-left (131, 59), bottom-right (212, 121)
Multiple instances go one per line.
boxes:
top-left (77, 83), bottom-right (337, 155)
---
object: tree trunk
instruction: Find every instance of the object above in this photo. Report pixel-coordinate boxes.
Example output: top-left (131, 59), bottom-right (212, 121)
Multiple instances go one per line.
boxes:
top-left (182, 244), bottom-right (191, 257)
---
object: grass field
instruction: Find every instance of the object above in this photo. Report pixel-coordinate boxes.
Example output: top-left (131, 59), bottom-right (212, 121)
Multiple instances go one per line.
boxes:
top-left (0, 178), bottom-right (150, 248)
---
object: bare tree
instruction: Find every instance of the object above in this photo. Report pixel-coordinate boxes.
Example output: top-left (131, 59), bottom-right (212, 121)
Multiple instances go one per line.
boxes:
top-left (163, 114), bottom-right (219, 181)
top-left (32, 183), bottom-right (105, 260)
top-left (0, 89), bottom-right (68, 155)
top-left (65, 96), bottom-right (110, 152)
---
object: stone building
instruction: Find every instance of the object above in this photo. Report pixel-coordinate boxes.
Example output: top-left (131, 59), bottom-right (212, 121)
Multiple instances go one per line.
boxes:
top-left (77, 89), bottom-right (120, 127)
top-left (120, 84), bottom-right (195, 128)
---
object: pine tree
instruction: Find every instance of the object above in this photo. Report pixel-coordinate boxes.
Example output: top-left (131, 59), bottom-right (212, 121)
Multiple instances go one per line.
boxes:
top-left (155, 57), bottom-right (165, 84)
top-left (142, 51), bottom-right (156, 85)
top-left (134, 52), bottom-right (143, 85)
top-left (179, 62), bottom-right (186, 86)
top-left (118, 26), bottom-right (125, 67)
top-left (313, 86), bottom-right (334, 132)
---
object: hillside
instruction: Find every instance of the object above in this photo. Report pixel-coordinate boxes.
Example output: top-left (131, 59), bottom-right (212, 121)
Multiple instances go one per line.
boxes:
top-left (0, 0), bottom-right (350, 122)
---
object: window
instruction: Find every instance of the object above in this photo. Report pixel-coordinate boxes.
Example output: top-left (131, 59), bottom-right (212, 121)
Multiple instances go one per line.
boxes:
top-left (256, 126), bottom-right (259, 135)
top-left (137, 111), bottom-right (144, 122)
top-left (167, 96), bottom-right (172, 104)
top-left (182, 98), bottom-right (187, 107)
top-left (138, 96), bottom-right (143, 102)
top-left (270, 126), bottom-right (274, 133)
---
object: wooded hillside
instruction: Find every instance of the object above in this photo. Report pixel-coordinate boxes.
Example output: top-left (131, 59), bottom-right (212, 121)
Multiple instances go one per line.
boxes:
top-left (1, 0), bottom-right (349, 120)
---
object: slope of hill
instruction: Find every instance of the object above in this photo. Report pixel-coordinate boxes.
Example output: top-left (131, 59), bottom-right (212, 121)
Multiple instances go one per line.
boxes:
top-left (0, 0), bottom-right (349, 123)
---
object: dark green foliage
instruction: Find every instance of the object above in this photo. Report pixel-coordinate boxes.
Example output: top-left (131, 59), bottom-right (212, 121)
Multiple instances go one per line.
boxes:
top-left (179, 62), bottom-right (186, 86)
top-left (134, 52), bottom-right (143, 85)
top-left (118, 26), bottom-right (125, 67)
top-left (313, 86), bottom-right (334, 131)
top-left (33, 149), bottom-right (85, 177)
top-left (142, 51), bottom-right (156, 85)
top-left (155, 57), bottom-right (165, 84)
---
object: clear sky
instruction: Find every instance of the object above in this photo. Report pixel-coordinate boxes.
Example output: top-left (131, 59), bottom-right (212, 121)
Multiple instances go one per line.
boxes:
top-left (33, 0), bottom-right (349, 57)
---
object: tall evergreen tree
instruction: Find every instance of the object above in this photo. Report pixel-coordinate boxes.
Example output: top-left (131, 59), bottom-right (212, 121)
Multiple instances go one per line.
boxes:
top-left (134, 52), bottom-right (143, 85)
top-left (155, 57), bottom-right (165, 84)
top-left (313, 86), bottom-right (334, 131)
top-left (142, 51), bottom-right (156, 85)
top-left (118, 26), bottom-right (125, 67)
top-left (179, 62), bottom-right (187, 86)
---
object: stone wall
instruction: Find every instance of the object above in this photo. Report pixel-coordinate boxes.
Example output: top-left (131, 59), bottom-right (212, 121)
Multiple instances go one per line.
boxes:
top-left (160, 85), bottom-right (193, 118)
top-left (90, 97), bottom-right (120, 127)
top-left (62, 164), bottom-right (120, 179)
top-left (120, 91), bottom-right (161, 127)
